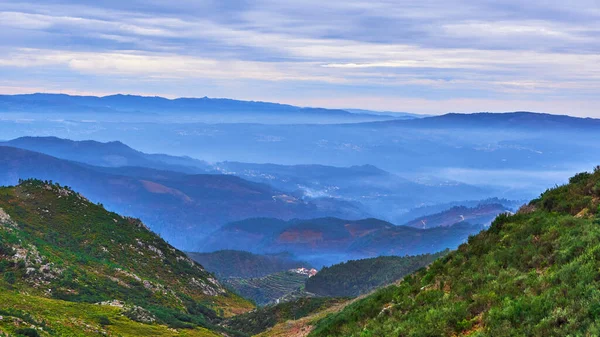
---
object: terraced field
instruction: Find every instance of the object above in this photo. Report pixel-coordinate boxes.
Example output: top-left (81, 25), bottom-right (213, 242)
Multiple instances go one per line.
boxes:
top-left (225, 271), bottom-right (309, 306)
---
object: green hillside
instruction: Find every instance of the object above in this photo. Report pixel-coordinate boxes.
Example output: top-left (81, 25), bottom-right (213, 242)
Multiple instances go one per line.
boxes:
top-left (224, 271), bottom-right (309, 306)
top-left (305, 251), bottom-right (447, 298)
top-left (309, 167), bottom-right (600, 336)
top-left (222, 297), bottom-right (346, 336)
top-left (0, 179), bottom-right (253, 336)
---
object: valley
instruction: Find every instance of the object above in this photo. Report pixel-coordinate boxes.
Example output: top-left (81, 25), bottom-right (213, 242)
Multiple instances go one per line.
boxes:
top-left (1, 95), bottom-right (598, 336)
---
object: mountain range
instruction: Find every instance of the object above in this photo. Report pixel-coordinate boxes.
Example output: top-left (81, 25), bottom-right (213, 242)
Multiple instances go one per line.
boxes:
top-left (0, 145), bottom-right (367, 249)
top-left (0, 136), bottom-right (502, 225)
top-left (199, 217), bottom-right (485, 266)
top-left (0, 93), bottom-right (400, 124)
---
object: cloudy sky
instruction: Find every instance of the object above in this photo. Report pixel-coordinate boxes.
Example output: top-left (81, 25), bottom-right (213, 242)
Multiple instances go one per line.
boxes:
top-left (1, 0), bottom-right (599, 115)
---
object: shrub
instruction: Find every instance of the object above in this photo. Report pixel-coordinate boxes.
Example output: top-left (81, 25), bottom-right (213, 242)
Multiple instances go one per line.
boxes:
top-left (4, 271), bottom-right (16, 284)
top-left (14, 328), bottom-right (40, 337)
top-left (97, 315), bottom-right (111, 326)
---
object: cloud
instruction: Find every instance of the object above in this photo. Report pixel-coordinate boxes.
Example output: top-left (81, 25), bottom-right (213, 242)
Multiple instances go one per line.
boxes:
top-left (0, 0), bottom-right (599, 115)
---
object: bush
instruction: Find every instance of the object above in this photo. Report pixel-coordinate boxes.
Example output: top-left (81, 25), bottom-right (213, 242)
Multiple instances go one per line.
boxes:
top-left (97, 315), bottom-right (111, 326)
top-left (14, 328), bottom-right (40, 337)
top-left (4, 271), bottom-right (16, 284)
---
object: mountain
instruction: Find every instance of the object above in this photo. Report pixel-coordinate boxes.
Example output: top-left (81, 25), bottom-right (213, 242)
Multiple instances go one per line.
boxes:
top-left (200, 217), bottom-right (484, 267)
top-left (213, 161), bottom-right (494, 223)
top-left (199, 217), bottom-right (392, 256)
top-left (403, 203), bottom-right (510, 229)
top-left (370, 111), bottom-right (600, 130)
top-left (307, 167), bottom-right (600, 336)
top-left (3, 137), bottom-right (497, 225)
top-left (2, 136), bottom-right (211, 173)
top-left (187, 250), bottom-right (311, 279)
top-left (224, 271), bottom-right (310, 306)
top-left (0, 179), bottom-right (253, 336)
top-left (394, 198), bottom-right (523, 225)
top-left (305, 251), bottom-right (447, 298)
top-left (0, 146), bottom-right (367, 249)
top-left (343, 109), bottom-right (428, 119)
top-left (0, 93), bottom-right (396, 124)
top-left (348, 222), bottom-right (485, 257)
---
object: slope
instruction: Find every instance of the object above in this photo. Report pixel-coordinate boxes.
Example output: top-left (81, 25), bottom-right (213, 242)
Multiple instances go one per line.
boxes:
top-left (403, 203), bottom-right (509, 229)
top-left (0, 179), bottom-right (253, 336)
top-left (224, 271), bottom-right (309, 306)
top-left (187, 250), bottom-right (311, 279)
top-left (305, 251), bottom-right (447, 298)
top-left (309, 167), bottom-right (600, 336)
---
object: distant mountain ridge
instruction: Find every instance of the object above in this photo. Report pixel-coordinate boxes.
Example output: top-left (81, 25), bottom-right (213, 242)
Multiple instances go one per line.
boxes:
top-left (2, 136), bottom-right (211, 173)
top-left (370, 111), bottom-right (600, 130)
top-left (2, 136), bottom-right (497, 225)
top-left (0, 93), bottom-right (397, 123)
top-left (0, 146), bottom-right (367, 249)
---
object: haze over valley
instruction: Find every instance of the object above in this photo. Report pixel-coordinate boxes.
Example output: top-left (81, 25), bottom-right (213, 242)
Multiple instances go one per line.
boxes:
top-left (1, 0), bottom-right (599, 335)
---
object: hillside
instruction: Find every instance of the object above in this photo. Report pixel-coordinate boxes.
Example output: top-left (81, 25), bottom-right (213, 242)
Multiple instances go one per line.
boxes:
top-left (222, 297), bottom-right (346, 336)
top-left (308, 167), bottom-right (600, 336)
top-left (0, 179), bottom-right (253, 336)
top-left (187, 250), bottom-right (311, 279)
top-left (224, 271), bottom-right (310, 306)
top-left (348, 222), bottom-right (485, 257)
top-left (403, 203), bottom-right (509, 229)
top-left (305, 251), bottom-right (447, 298)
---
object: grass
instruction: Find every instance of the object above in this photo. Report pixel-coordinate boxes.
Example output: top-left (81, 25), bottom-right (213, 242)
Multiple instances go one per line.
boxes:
top-left (0, 290), bottom-right (220, 336)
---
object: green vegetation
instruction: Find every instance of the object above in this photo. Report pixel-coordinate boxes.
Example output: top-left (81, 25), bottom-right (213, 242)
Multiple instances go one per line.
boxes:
top-left (309, 166), bottom-right (600, 336)
top-left (223, 297), bottom-right (347, 336)
top-left (0, 179), bottom-right (252, 336)
top-left (225, 271), bottom-right (309, 306)
top-left (0, 291), bottom-right (221, 336)
top-left (305, 251), bottom-right (447, 298)
top-left (187, 250), bottom-right (311, 279)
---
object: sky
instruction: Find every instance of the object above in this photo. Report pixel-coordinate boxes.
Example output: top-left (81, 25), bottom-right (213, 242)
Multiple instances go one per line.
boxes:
top-left (0, 0), bottom-right (599, 116)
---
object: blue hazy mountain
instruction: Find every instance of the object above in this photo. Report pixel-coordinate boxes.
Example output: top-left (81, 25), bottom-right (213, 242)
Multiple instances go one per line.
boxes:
top-left (371, 111), bottom-right (600, 130)
top-left (2, 136), bottom-right (498, 223)
top-left (0, 93), bottom-right (397, 124)
top-left (0, 146), bottom-right (368, 249)
top-left (3, 136), bottom-right (211, 173)
top-left (198, 217), bottom-right (484, 267)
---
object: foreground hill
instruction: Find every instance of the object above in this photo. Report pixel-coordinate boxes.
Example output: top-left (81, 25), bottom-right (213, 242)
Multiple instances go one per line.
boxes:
top-left (0, 179), bottom-right (253, 336)
top-left (307, 167), bottom-right (600, 336)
